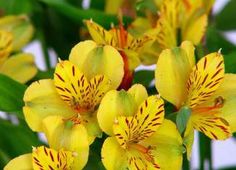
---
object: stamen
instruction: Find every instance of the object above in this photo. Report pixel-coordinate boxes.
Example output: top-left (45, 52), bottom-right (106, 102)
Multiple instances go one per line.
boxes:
top-left (129, 144), bottom-right (155, 163)
top-left (214, 96), bottom-right (224, 108)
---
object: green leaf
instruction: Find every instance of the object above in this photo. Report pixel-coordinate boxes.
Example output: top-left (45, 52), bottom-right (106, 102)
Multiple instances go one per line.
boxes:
top-left (0, 74), bottom-right (26, 114)
top-left (133, 70), bottom-right (154, 88)
top-left (176, 106), bottom-right (191, 134)
top-left (0, 119), bottom-right (42, 169)
top-left (206, 26), bottom-right (236, 55)
top-left (224, 52), bottom-right (236, 73)
top-left (38, 0), bottom-right (132, 29)
top-left (0, 0), bottom-right (34, 14)
top-left (215, 0), bottom-right (236, 31)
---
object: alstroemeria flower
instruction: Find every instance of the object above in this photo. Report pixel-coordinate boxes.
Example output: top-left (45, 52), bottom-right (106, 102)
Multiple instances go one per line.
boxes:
top-left (85, 19), bottom-right (151, 89)
top-left (0, 15), bottom-right (37, 83)
top-left (23, 40), bottom-right (124, 143)
top-left (97, 84), bottom-right (183, 169)
top-left (4, 146), bottom-right (77, 170)
top-left (129, 0), bottom-right (214, 65)
top-left (155, 41), bottom-right (236, 158)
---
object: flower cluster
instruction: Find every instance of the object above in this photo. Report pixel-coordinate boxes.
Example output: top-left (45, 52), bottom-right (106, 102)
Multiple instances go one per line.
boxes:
top-left (2, 0), bottom-right (236, 170)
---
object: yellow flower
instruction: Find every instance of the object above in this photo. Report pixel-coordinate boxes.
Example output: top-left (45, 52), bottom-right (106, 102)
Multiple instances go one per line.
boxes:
top-left (97, 84), bottom-right (183, 169)
top-left (155, 41), bottom-right (236, 158)
top-left (85, 19), bottom-right (151, 89)
top-left (23, 40), bottom-right (124, 143)
top-left (130, 0), bottom-right (214, 65)
top-left (0, 15), bottom-right (37, 83)
top-left (4, 146), bottom-right (76, 170)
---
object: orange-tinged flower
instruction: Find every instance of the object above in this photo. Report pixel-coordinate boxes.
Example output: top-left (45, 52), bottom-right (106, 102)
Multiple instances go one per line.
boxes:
top-left (85, 19), bottom-right (151, 89)
top-left (155, 41), bottom-right (236, 158)
top-left (97, 84), bottom-right (183, 169)
top-left (23, 40), bottom-right (124, 143)
top-left (4, 146), bottom-right (76, 170)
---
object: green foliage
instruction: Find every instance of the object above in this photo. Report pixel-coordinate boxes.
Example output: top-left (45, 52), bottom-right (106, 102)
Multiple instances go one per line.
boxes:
top-left (0, 74), bottom-right (26, 116)
top-left (133, 70), bottom-right (154, 88)
top-left (206, 26), bottom-right (236, 55)
top-left (38, 0), bottom-right (132, 29)
top-left (215, 0), bottom-right (236, 31)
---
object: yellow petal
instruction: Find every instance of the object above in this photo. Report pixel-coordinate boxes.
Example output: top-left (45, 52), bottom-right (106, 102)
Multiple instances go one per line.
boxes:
top-left (143, 119), bottom-right (183, 170)
top-left (127, 84), bottom-right (148, 108)
top-left (0, 53), bottom-right (37, 83)
top-left (23, 79), bottom-right (74, 132)
top-left (4, 154), bottom-right (33, 170)
top-left (180, 41), bottom-right (195, 68)
top-left (113, 96), bottom-right (165, 148)
top-left (0, 30), bottom-right (12, 64)
top-left (84, 20), bottom-right (115, 46)
top-left (101, 137), bottom-right (127, 170)
top-left (54, 60), bottom-right (91, 111)
top-left (42, 116), bottom-right (89, 170)
top-left (186, 52), bottom-right (224, 108)
top-left (200, 74), bottom-right (236, 132)
top-left (182, 14), bottom-right (207, 45)
top-left (128, 17), bottom-right (152, 37)
top-left (89, 74), bottom-right (112, 108)
top-left (0, 15), bottom-right (34, 51)
top-left (190, 111), bottom-right (231, 140)
top-left (97, 90), bottom-right (136, 135)
top-left (155, 0), bottom-right (180, 49)
top-left (32, 146), bottom-right (74, 170)
top-left (155, 46), bottom-right (192, 108)
top-left (69, 40), bottom-right (124, 89)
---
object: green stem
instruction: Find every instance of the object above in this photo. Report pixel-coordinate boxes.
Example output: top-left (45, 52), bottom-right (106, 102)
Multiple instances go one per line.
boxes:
top-left (183, 153), bottom-right (190, 170)
top-left (199, 133), bottom-right (212, 170)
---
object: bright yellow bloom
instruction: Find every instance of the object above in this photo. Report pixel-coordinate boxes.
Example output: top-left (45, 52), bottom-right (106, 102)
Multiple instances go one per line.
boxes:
top-left (23, 40), bottom-right (124, 143)
top-left (129, 0), bottom-right (214, 65)
top-left (97, 84), bottom-right (183, 169)
top-left (0, 15), bottom-right (37, 83)
top-left (155, 41), bottom-right (236, 158)
top-left (0, 15), bottom-right (34, 51)
top-left (4, 146), bottom-right (76, 170)
top-left (85, 19), bottom-right (151, 89)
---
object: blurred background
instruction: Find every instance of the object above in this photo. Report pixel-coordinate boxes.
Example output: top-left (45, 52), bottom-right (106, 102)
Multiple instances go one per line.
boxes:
top-left (0, 0), bottom-right (236, 169)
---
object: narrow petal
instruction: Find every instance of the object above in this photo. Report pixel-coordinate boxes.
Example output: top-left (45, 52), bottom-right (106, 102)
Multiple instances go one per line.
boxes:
top-left (101, 137), bottom-right (127, 170)
top-left (143, 119), bottom-right (183, 170)
top-left (97, 90), bottom-right (136, 135)
top-left (113, 96), bottom-right (165, 148)
top-left (190, 111), bottom-right (231, 140)
top-left (42, 116), bottom-right (89, 170)
top-left (182, 14), bottom-right (207, 45)
top-left (0, 53), bottom-right (37, 83)
top-left (155, 0), bottom-right (180, 49)
top-left (69, 40), bottom-right (124, 89)
top-left (4, 154), bottom-right (33, 170)
top-left (54, 60), bottom-right (91, 111)
top-left (85, 20), bottom-right (116, 46)
top-left (186, 52), bottom-right (224, 108)
top-left (155, 47), bottom-right (192, 108)
top-left (23, 79), bottom-right (74, 132)
top-left (32, 146), bottom-right (74, 170)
